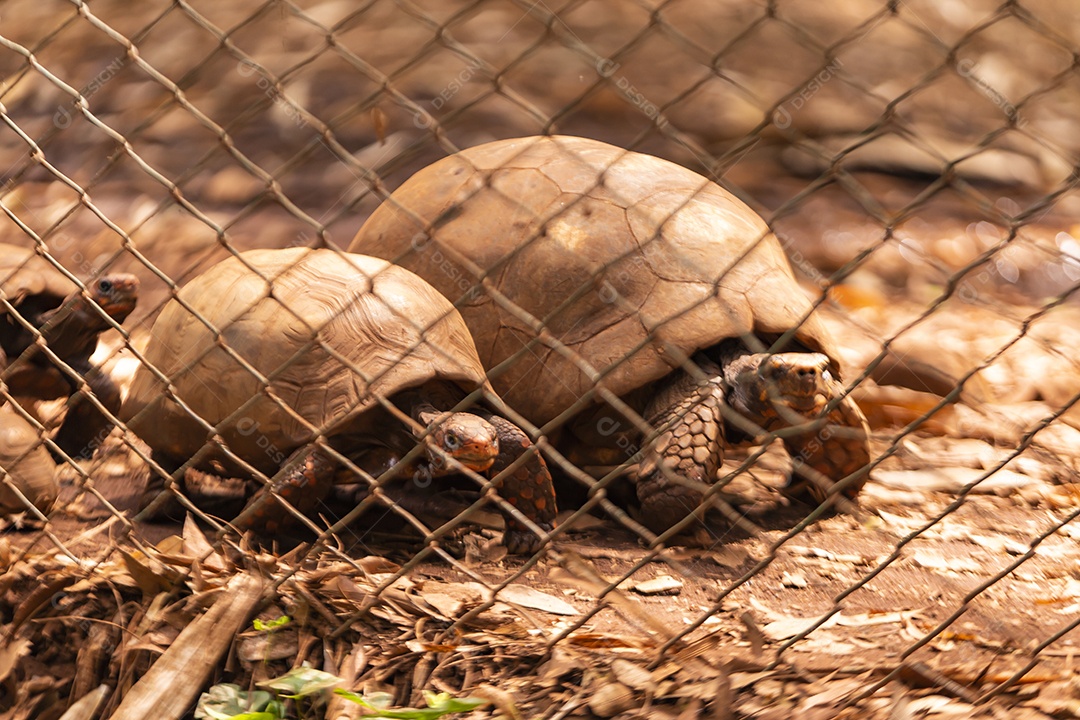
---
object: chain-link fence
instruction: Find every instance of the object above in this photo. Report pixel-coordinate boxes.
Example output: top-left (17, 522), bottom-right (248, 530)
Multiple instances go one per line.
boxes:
top-left (2, 1), bottom-right (1079, 718)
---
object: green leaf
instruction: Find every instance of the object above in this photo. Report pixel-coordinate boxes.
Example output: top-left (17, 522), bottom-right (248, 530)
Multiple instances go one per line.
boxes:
top-left (258, 667), bottom-right (342, 698)
top-left (333, 689), bottom-right (393, 710)
top-left (333, 688), bottom-right (488, 718)
top-left (253, 616), bottom-right (291, 632)
top-left (422, 691), bottom-right (488, 716)
top-left (195, 684), bottom-right (281, 719)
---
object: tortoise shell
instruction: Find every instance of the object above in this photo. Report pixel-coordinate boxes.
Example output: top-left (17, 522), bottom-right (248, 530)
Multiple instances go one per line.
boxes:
top-left (349, 135), bottom-right (839, 425)
top-left (122, 248), bottom-right (491, 474)
top-left (0, 244), bottom-right (78, 305)
top-left (0, 243), bottom-right (80, 352)
top-left (0, 403), bottom-right (58, 514)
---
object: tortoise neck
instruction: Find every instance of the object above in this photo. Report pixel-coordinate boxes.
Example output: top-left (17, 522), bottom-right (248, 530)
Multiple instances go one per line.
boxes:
top-left (35, 298), bottom-right (104, 362)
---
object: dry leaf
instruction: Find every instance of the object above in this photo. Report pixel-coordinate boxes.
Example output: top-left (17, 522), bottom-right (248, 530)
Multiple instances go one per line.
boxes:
top-left (556, 510), bottom-right (608, 532)
top-left (58, 684), bottom-right (110, 720)
top-left (588, 681), bottom-right (636, 717)
top-left (498, 584), bottom-right (579, 616)
top-left (792, 636), bottom-right (857, 655)
top-left (566, 633), bottom-right (646, 649)
top-left (182, 516), bottom-right (225, 571)
top-left (371, 107), bottom-right (388, 144)
top-left (739, 612), bottom-right (764, 658)
top-left (0, 637), bottom-right (31, 684)
top-left (121, 551), bottom-right (176, 596)
top-left (353, 556), bottom-right (402, 574)
top-left (835, 610), bottom-right (919, 627)
top-left (906, 695), bottom-right (973, 715)
top-left (801, 677), bottom-right (865, 708)
top-left (536, 647), bottom-right (581, 683)
top-left (237, 630), bottom-right (299, 662)
top-left (418, 581), bottom-right (485, 619)
top-left (761, 613), bottom-right (838, 641)
top-left (610, 658), bottom-right (656, 692)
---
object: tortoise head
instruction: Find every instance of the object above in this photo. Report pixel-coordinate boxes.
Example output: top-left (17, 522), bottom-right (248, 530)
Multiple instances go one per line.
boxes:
top-left (29, 273), bottom-right (140, 360)
top-left (426, 412), bottom-right (499, 473)
top-left (82, 273), bottom-right (140, 328)
top-left (758, 352), bottom-right (835, 415)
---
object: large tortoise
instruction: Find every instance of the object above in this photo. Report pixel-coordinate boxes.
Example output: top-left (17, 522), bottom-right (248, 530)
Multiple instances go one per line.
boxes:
top-left (1, 244), bottom-right (139, 460)
top-left (349, 135), bottom-right (872, 533)
top-left (121, 248), bottom-right (557, 553)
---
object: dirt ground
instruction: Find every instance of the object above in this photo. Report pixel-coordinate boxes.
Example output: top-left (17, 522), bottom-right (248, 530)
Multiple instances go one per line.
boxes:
top-left (3, 385), bottom-right (1078, 718)
top-left (2, 1), bottom-right (1080, 718)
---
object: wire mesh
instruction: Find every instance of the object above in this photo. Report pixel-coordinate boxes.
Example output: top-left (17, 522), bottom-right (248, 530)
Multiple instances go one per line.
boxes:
top-left (1, 1), bottom-right (1078, 717)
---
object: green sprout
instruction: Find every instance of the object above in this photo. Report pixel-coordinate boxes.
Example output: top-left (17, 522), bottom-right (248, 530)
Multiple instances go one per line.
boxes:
top-left (196, 667), bottom-right (488, 720)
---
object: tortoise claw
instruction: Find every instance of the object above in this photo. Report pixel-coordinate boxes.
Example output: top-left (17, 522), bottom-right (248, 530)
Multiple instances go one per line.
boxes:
top-left (503, 524), bottom-right (548, 555)
top-left (231, 446), bottom-right (336, 534)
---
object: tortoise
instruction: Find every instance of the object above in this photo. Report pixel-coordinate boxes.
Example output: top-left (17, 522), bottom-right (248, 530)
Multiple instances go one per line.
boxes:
top-left (0, 244), bottom-right (139, 460)
top-left (0, 385), bottom-right (58, 516)
top-left (349, 135), bottom-right (872, 533)
top-left (120, 248), bottom-right (557, 554)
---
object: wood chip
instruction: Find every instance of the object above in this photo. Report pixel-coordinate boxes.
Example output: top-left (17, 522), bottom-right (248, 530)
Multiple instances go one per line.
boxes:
top-left (499, 584), bottom-right (579, 615)
top-left (58, 684), bottom-right (110, 720)
top-left (611, 658), bottom-right (656, 692)
top-left (632, 575), bottom-right (683, 596)
top-left (873, 467), bottom-right (1031, 495)
top-left (781, 572), bottom-right (808, 589)
top-left (109, 573), bottom-right (264, 720)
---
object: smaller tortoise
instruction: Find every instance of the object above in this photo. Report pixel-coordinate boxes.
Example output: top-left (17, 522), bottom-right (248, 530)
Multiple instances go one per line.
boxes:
top-left (1, 244), bottom-right (139, 460)
top-left (0, 395), bottom-right (58, 517)
top-left (121, 248), bottom-right (557, 554)
top-left (350, 135), bottom-right (872, 534)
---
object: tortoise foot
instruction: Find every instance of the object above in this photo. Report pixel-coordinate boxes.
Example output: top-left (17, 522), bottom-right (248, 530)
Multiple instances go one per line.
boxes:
top-left (638, 484), bottom-right (707, 535)
top-left (635, 357), bottom-right (725, 534)
top-left (782, 394), bottom-right (872, 504)
top-left (231, 445), bottom-right (336, 534)
top-left (503, 525), bottom-right (545, 555)
top-left (135, 451), bottom-right (187, 522)
top-left (477, 412), bottom-right (557, 554)
top-left (52, 369), bottom-right (121, 462)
